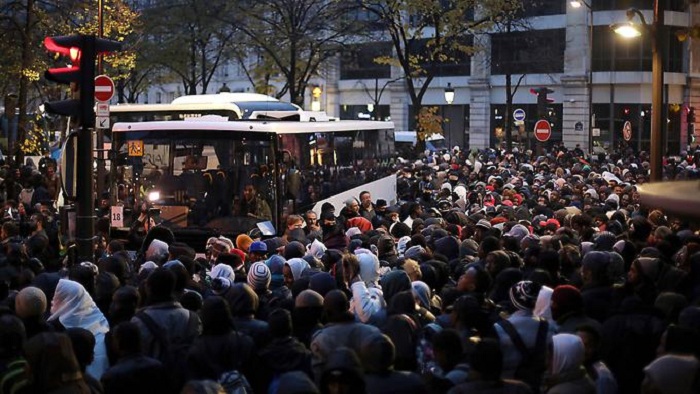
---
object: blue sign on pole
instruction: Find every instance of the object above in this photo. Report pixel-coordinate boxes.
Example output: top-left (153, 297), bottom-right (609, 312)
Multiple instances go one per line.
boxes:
top-left (513, 108), bottom-right (526, 122)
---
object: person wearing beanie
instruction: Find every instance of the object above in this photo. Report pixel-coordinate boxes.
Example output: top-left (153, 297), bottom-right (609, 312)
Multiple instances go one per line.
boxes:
top-left (493, 280), bottom-right (554, 392)
top-left (550, 285), bottom-right (601, 334)
top-left (14, 286), bottom-right (52, 339)
top-left (265, 254), bottom-right (292, 305)
top-left (236, 234), bottom-right (254, 253)
top-left (248, 262), bottom-right (271, 292)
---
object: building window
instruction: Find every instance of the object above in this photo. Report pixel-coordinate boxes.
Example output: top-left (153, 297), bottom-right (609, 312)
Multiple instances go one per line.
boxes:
top-left (592, 103), bottom-right (681, 153)
top-left (340, 42), bottom-right (392, 80)
top-left (155, 92), bottom-right (162, 104)
top-left (491, 29), bottom-right (565, 75)
top-left (592, 0), bottom-right (685, 11)
top-left (490, 104), bottom-right (562, 149)
top-left (406, 38), bottom-right (472, 77)
top-left (339, 104), bottom-right (390, 121)
top-left (520, 0), bottom-right (566, 17)
top-left (593, 27), bottom-right (684, 73)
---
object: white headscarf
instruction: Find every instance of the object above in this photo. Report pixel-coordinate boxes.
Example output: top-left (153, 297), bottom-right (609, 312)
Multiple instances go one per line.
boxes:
top-left (49, 279), bottom-right (109, 335)
top-left (534, 285), bottom-right (553, 321)
top-left (48, 279), bottom-right (110, 379)
top-left (210, 263), bottom-right (236, 282)
top-left (286, 258), bottom-right (310, 281)
top-left (551, 333), bottom-right (586, 375)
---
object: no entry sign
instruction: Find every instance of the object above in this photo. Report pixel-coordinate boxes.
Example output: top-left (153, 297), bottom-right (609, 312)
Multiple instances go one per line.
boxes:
top-left (94, 75), bottom-right (115, 102)
top-left (534, 119), bottom-right (552, 142)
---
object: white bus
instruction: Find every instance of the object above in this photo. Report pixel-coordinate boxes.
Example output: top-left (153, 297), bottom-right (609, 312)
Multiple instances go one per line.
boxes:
top-left (109, 116), bottom-right (396, 245)
top-left (109, 92), bottom-right (305, 123)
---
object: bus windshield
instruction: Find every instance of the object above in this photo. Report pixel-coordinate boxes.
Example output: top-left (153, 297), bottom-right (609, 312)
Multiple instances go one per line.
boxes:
top-left (110, 118), bottom-right (396, 248)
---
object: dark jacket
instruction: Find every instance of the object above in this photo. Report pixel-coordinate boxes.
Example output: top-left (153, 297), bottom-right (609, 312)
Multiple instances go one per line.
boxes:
top-left (544, 368), bottom-right (596, 394)
top-left (259, 336), bottom-right (312, 391)
top-left (448, 379), bottom-right (532, 394)
top-left (130, 301), bottom-right (201, 361)
top-left (365, 370), bottom-right (428, 394)
top-left (186, 331), bottom-right (255, 381)
top-left (100, 354), bottom-right (166, 394)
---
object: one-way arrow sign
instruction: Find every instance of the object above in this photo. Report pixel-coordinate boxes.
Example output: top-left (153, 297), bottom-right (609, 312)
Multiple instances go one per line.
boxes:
top-left (96, 116), bottom-right (110, 129)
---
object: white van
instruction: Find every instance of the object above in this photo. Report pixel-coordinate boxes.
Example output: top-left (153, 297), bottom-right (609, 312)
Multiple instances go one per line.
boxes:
top-left (394, 131), bottom-right (446, 156)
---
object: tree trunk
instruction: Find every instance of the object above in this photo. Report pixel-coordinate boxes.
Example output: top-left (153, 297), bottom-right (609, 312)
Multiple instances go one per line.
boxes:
top-left (505, 72), bottom-right (513, 152)
top-left (16, 0), bottom-right (35, 165)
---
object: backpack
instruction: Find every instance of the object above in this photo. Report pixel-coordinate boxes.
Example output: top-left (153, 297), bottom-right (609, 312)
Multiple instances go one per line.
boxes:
top-left (136, 310), bottom-right (197, 391)
top-left (497, 318), bottom-right (548, 393)
top-left (218, 369), bottom-right (252, 394)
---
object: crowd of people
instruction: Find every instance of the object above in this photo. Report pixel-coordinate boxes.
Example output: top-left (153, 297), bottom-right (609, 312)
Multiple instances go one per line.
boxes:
top-left (1, 143), bottom-right (700, 394)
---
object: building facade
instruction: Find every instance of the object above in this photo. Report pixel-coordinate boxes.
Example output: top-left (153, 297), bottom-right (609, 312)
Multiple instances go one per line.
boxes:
top-left (140, 0), bottom-right (700, 153)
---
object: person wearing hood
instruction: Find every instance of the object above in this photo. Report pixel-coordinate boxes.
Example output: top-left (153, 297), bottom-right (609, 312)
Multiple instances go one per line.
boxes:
top-left (544, 333), bottom-right (595, 394)
top-left (345, 251), bottom-right (387, 326)
top-left (284, 257), bottom-right (311, 289)
top-left (310, 290), bottom-right (381, 383)
top-left (360, 333), bottom-right (427, 394)
top-left (320, 347), bottom-right (366, 394)
top-left (576, 325), bottom-right (618, 394)
top-left (579, 251), bottom-right (614, 322)
top-left (376, 235), bottom-right (398, 266)
top-left (641, 353), bottom-right (700, 394)
top-left (266, 254), bottom-right (293, 306)
top-left (48, 278), bottom-right (111, 380)
top-left (259, 308), bottom-right (312, 392)
top-left (494, 280), bottom-right (555, 393)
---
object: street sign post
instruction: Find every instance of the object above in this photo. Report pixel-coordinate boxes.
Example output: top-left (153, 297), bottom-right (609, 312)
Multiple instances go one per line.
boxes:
top-left (94, 75), bottom-right (115, 102)
top-left (534, 119), bottom-right (552, 142)
top-left (513, 108), bottom-right (526, 122)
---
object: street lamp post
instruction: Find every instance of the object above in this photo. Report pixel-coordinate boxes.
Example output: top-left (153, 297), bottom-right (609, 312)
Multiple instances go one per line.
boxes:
top-left (612, 2), bottom-right (665, 182)
top-left (444, 83), bottom-right (455, 147)
top-left (570, 0), bottom-right (594, 155)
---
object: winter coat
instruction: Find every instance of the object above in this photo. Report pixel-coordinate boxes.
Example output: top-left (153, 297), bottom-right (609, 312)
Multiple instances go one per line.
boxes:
top-left (100, 354), bottom-right (166, 394)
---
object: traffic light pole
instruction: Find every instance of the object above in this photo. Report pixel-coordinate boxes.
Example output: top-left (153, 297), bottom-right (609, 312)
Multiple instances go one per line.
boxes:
top-left (77, 36), bottom-right (96, 262)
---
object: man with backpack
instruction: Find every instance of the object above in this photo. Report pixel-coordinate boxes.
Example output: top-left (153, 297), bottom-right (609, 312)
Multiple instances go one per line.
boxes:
top-left (494, 280), bottom-right (555, 393)
top-left (131, 268), bottom-right (201, 393)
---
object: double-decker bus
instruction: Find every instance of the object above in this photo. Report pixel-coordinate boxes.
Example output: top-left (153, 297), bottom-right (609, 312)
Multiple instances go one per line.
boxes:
top-left (109, 115), bottom-right (396, 247)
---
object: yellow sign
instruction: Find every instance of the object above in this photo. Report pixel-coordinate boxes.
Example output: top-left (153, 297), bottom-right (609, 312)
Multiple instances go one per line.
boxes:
top-left (128, 140), bottom-right (144, 156)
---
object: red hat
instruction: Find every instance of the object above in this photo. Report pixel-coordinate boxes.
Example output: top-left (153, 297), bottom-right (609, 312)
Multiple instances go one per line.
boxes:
top-left (230, 248), bottom-right (246, 263)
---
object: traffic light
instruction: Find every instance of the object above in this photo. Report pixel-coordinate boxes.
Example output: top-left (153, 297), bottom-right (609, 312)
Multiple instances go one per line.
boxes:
top-left (43, 35), bottom-right (121, 125)
top-left (530, 87), bottom-right (554, 118)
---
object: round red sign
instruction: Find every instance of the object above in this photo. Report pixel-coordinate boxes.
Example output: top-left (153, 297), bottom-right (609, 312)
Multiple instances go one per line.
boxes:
top-left (534, 119), bottom-right (552, 142)
top-left (94, 75), bottom-right (115, 102)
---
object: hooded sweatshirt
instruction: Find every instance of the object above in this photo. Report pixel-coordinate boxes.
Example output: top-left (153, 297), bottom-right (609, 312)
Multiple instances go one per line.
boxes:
top-left (349, 250), bottom-right (386, 326)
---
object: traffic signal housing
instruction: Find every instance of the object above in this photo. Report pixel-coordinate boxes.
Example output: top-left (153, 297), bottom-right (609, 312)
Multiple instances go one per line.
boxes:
top-left (43, 35), bottom-right (121, 125)
top-left (531, 87), bottom-right (554, 119)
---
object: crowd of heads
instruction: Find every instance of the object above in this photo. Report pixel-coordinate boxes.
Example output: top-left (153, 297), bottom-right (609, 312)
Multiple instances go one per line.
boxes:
top-left (1, 143), bottom-right (700, 393)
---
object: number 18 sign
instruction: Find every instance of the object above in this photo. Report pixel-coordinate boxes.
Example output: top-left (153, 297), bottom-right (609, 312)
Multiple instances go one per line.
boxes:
top-left (111, 206), bottom-right (124, 228)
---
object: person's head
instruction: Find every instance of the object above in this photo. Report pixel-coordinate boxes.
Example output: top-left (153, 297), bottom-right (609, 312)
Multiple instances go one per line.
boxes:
top-left (243, 183), bottom-right (257, 202)
top-left (286, 215), bottom-right (304, 231)
top-left (15, 286), bottom-right (47, 319)
top-left (550, 285), bottom-right (583, 322)
top-left (248, 240), bottom-right (268, 262)
top-left (145, 268), bottom-right (176, 304)
top-left (0, 314), bottom-right (26, 359)
top-left (305, 210), bottom-right (318, 227)
top-left (201, 296), bottom-right (235, 335)
top-left (65, 327), bottom-right (95, 372)
top-left (469, 338), bottom-right (503, 381)
top-left (548, 333), bottom-right (586, 376)
top-left (323, 289), bottom-right (353, 323)
top-left (28, 212), bottom-right (45, 232)
top-left (345, 197), bottom-right (360, 214)
top-left (576, 325), bottom-right (602, 364)
top-left (432, 329), bottom-right (464, 372)
top-left (268, 308), bottom-right (293, 338)
top-left (359, 191), bottom-right (372, 209)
